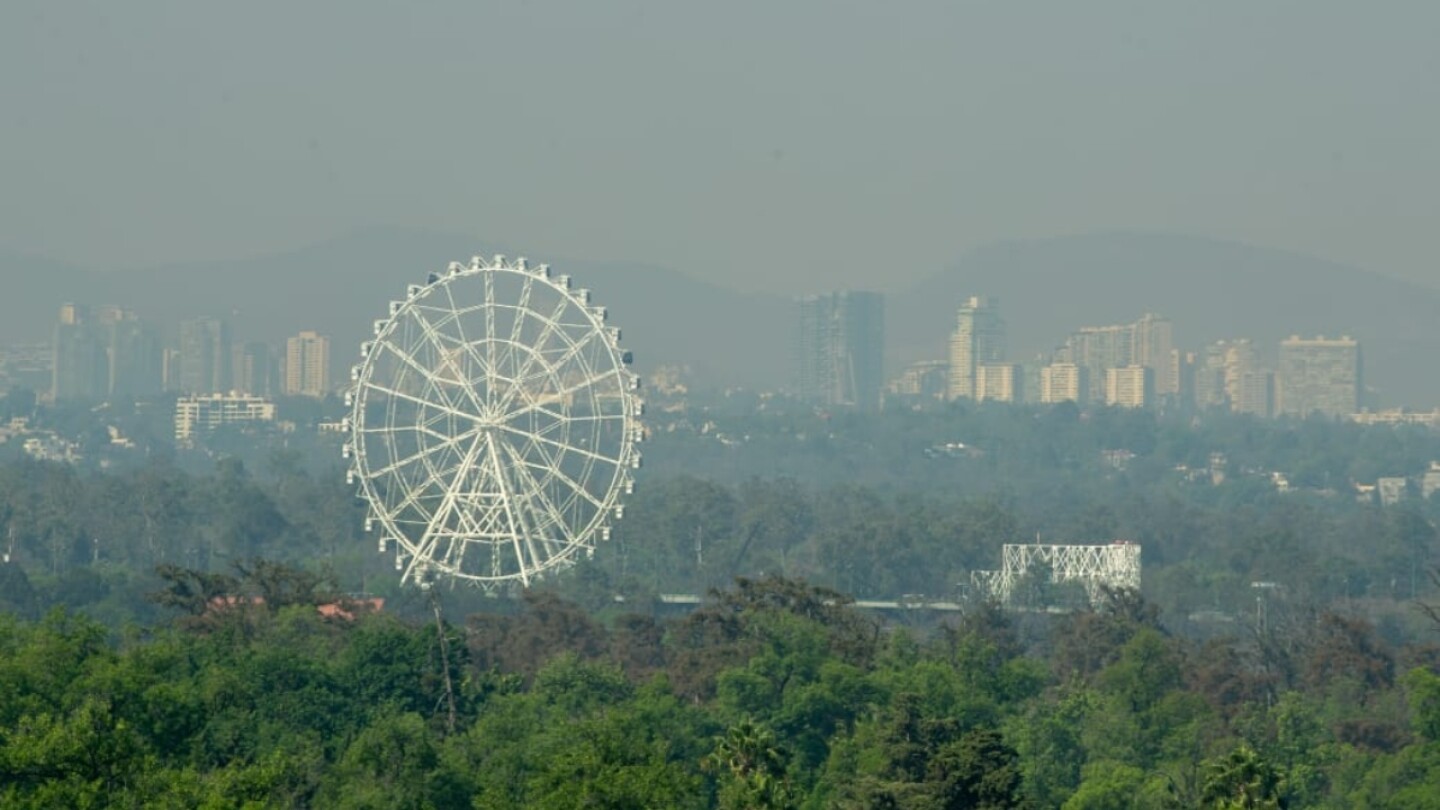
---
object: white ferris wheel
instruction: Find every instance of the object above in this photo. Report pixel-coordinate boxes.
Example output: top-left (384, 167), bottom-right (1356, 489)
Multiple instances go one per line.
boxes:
top-left (344, 255), bottom-right (642, 587)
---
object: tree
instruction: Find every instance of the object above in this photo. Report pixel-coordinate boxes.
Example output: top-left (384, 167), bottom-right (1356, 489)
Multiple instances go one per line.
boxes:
top-left (704, 718), bottom-right (796, 810)
top-left (1201, 744), bottom-right (1287, 809)
top-left (927, 728), bottom-right (1025, 810)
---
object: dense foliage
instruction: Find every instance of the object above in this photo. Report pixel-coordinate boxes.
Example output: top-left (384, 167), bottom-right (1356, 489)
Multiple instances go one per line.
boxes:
top-left (2, 576), bottom-right (1440, 807)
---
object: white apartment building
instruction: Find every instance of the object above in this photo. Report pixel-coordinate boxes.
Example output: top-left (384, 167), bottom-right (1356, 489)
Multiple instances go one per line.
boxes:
top-left (175, 393), bottom-right (277, 443)
top-left (1041, 363), bottom-right (1088, 404)
top-left (1104, 365), bottom-right (1154, 409)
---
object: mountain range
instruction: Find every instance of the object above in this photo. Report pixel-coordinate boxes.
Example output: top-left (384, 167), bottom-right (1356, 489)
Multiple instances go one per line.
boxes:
top-left (3, 228), bottom-right (1438, 406)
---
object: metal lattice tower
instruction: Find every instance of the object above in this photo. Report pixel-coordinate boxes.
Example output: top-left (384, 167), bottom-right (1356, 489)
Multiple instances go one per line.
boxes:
top-left (970, 542), bottom-right (1141, 607)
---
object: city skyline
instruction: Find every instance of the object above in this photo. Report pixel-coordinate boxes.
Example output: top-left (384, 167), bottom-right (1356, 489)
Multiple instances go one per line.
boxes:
top-left (800, 289), bottom-right (1368, 419)
top-left (41, 303), bottom-right (338, 403)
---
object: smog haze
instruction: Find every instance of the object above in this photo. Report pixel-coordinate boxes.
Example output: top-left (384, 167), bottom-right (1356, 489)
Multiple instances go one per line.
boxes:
top-left (3, 1), bottom-right (1438, 294)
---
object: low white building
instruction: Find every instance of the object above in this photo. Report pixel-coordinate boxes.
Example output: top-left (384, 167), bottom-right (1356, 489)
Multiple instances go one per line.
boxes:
top-left (175, 393), bottom-right (277, 444)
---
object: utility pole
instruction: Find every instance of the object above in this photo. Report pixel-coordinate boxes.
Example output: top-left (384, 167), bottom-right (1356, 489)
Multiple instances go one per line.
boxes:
top-left (427, 584), bottom-right (458, 734)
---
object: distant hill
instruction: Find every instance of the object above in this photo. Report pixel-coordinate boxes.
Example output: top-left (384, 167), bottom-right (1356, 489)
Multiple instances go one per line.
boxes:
top-left (890, 232), bottom-right (1440, 407)
top-left (3, 229), bottom-right (1438, 406)
top-left (0, 227), bottom-right (792, 389)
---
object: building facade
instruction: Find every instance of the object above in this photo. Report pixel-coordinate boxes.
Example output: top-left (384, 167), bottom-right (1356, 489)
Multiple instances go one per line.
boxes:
top-left (1104, 365), bottom-right (1154, 408)
top-left (233, 342), bottom-right (275, 397)
top-left (947, 296), bottom-right (1005, 400)
top-left (1132, 314), bottom-right (1175, 396)
top-left (1278, 335), bottom-right (1361, 418)
top-left (1057, 314), bottom-right (1173, 403)
top-left (976, 362), bottom-right (1022, 403)
top-left (51, 304), bottom-right (108, 401)
top-left (1041, 362), bottom-right (1088, 404)
top-left (108, 314), bottom-right (164, 397)
top-left (178, 317), bottom-right (232, 395)
top-left (1235, 370), bottom-right (1276, 418)
top-left (284, 332), bottom-right (331, 398)
top-left (794, 291), bottom-right (885, 411)
top-left (174, 393), bottom-right (277, 443)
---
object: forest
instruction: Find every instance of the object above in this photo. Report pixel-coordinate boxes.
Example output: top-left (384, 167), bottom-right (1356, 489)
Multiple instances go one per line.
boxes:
top-left (3, 573), bottom-right (1440, 807)
top-left (3, 398), bottom-right (1440, 805)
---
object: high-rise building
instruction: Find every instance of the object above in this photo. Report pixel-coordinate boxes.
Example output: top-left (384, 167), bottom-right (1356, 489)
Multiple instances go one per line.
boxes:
top-left (976, 363), bottom-right (1022, 403)
top-left (1235, 369), bottom-right (1276, 418)
top-left (1057, 324), bottom-right (1129, 402)
top-left (1278, 335), bottom-right (1361, 418)
top-left (178, 318), bottom-right (232, 394)
top-left (1041, 362), bottom-right (1088, 404)
top-left (284, 331), bottom-right (332, 398)
top-left (1171, 350), bottom-right (1198, 411)
top-left (1104, 365), bottom-right (1154, 408)
top-left (1196, 339), bottom-right (1260, 410)
top-left (51, 304), bottom-right (108, 402)
top-left (1132, 314), bottom-right (1175, 396)
top-left (108, 314), bottom-right (164, 397)
top-left (794, 292), bottom-right (884, 411)
top-left (1057, 314), bottom-right (1173, 403)
top-left (234, 342), bottom-right (275, 397)
top-left (947, 296), bottom-right (1005, 400)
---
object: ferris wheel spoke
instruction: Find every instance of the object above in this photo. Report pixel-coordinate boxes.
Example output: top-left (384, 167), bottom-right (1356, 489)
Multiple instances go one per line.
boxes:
top-left (406, 304), bottom-right (494, 415)
top-left (484, 270), bottom-right (499, 411)
top-left (540, 324), bottom-right (608, 380)
top-left (495, 314), bottom-right (601, 416)
top-left (363, 381), bottom-right (486, 427)
top-left (501, 367), bottom-right (623, 422)
top-left (501, 275), bottom-right (535, 380)
top-left (494, 295), bottom-right (574, 416)
top-left (500, 432), bottom-right (607, 514)
top-left (494, 421), bottom-right (621, 468)
top-left (362, 426), bottom-right (482, 482)
top-left (406, 429), bottom-right (489, 582)
top-left (434, 276), bottom-right (500, 402)
top-left (481, 432), bottom-right (544, 584)
top-left (382, 465), bottom-right (451, 525)
top-left (378, 335), bottom-right (473, 416)
top-left (499, 439), bottom-right (581, 553)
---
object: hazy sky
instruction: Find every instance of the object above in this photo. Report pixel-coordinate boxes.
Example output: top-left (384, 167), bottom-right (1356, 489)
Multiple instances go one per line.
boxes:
top-left (3, 1), bottom-right (1436, 293)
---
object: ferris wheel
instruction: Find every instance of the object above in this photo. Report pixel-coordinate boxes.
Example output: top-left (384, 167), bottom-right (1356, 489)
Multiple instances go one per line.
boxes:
top-left (344, 255), bottom-right (642, 587)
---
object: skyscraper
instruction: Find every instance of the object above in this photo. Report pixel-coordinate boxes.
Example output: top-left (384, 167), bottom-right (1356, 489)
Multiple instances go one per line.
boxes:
top-left (51, 304), bottom-right (108, 402)
top-left (1278, 335), bottom-right (1361, 418)
top-left (1197, 339), bottom-right (1260, 411)
top-left (234, 342), bottom-right (275, 396)
top-left (284, 331), bottom-right (332, 398)
top-left (1132, 314), bottom-right (1175, 396)
top-left (178, 318), bottom-right (232, 394)
top-left (947, 296), bottom-right (1005, 400)
top-left (108, 313), bottom-right (164, 397)
top-left (794, 291), bottom-right (885, 411)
